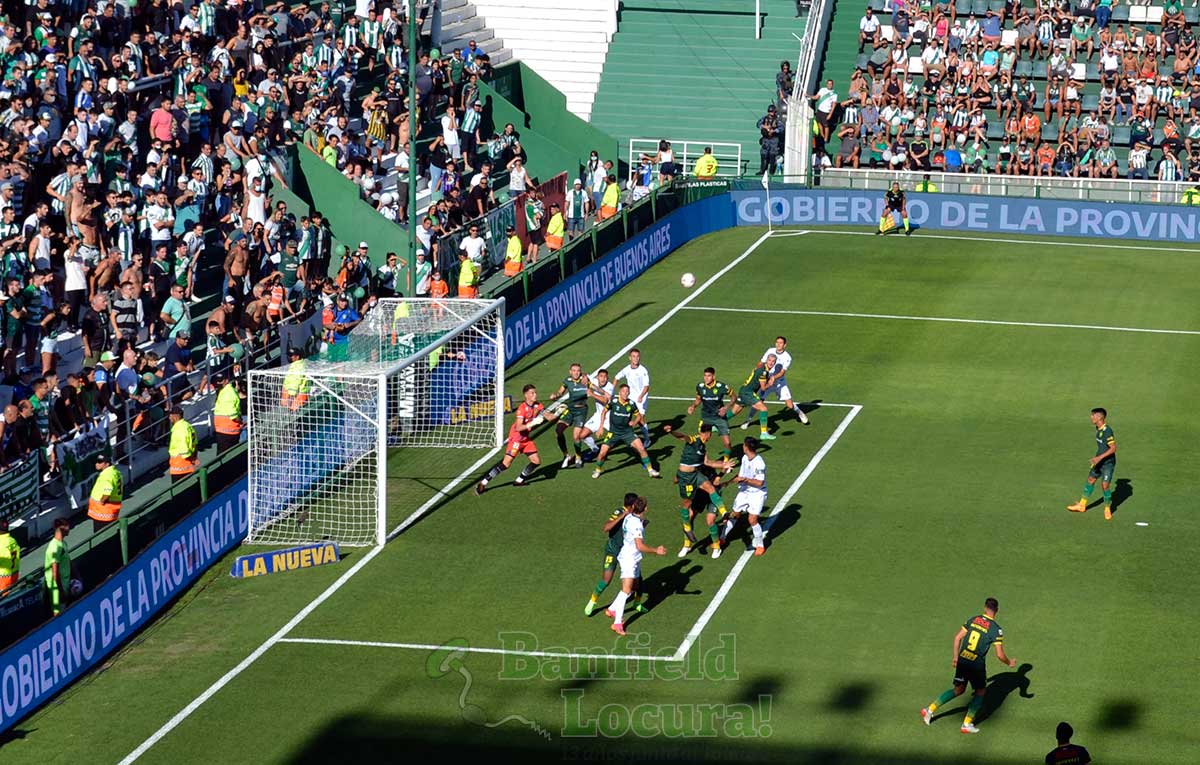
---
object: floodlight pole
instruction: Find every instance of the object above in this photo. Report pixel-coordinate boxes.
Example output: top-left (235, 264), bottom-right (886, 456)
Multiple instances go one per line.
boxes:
top-left (407, 1), bottom-right (419, 293)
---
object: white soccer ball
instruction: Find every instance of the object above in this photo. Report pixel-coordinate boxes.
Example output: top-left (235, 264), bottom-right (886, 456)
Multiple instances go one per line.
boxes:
top-left (680, 272), bottom-right (696, 288)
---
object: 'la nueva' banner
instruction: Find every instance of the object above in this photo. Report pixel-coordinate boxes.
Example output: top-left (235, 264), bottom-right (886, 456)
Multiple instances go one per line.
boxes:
top-left (733, 188), bottom-right (1200, 242)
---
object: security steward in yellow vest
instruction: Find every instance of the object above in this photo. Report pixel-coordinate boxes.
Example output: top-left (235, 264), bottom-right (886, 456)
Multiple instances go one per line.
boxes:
top-left (281, 347), bottom-right (310, 410)
top-left (168, 407), bottom-right (199, 482)
top-left (212, 373), bottom-right (244, 453)
top-left (503, 225), bottom-right (523, 277)
top-left (88, 453), bottom-right (123, 531)
top-left (0, 519), bottom-right (20, 594)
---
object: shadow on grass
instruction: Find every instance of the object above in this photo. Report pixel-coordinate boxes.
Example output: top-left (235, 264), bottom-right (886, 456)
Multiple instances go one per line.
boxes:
top-left (1095, 699), bottom-right (1141, 731)
top-left (827, 681), bottom-right (875, 713)
top-left (1112, 478), bottom-right (1133, 512)
top-left (977, 663), bottom-right (1035, 723)
top-left (629, 561), bottom-right (705, 625)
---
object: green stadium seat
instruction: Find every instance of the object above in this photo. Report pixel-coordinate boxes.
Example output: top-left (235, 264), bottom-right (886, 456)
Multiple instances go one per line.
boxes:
top-left (1082, 94), bottom-right (1100, 111)
top-left (1113, 6), bottom-right (1130, 22)
top-left (1015, 60), bottom-right (1034, 78)
top-left (868, 0), bottom-right (887, 11)
top-left (971, 0), bottom-right (988, 15)
top-left (1153, 128), bottom-right (1165, 143)
top-left (856, 53), bottom-right (869, 70)
top-left (987, 122), bottom-right (1004, 140)
top-left (988, 0), bottom-right (1005, 11)
top-left (1112, 125), bottom-right (1132, 145)
top-left (1186, 8), bottom-right (1199, 23)
top-left (1084, 62), bottom-right (1100, 81)
top-left (1159, 64), bottom-right (1175, 78)
top-left (1041, 123), bottom-right (1059, 141)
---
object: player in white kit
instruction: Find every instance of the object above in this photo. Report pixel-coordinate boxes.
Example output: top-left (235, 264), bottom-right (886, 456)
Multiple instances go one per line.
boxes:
top-left (615, 348), bottom-right (652, 443)
top-left (741, 336), bottom-right (809, 427)
top-left (606, 496), bottom-right (666, 636)
top-left (721, 437), bottom-right (769, 556)
top-left (580, 368), bottom-right (614, 454)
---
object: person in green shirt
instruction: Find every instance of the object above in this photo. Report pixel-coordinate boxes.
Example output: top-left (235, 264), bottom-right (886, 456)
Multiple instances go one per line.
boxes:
top-left (1067, 407), bottom-right (1117, 520)
top-left (921, 598), bottom-right (1017, 734)
top-left (687, 366), bottom-right (735, 462)
top-left (662, 423), bottom-right (733, 559)
top-left (729, 357), bottom-right (777, 440)
top-left (159, 283), bottom-right (191, 339)
top-left (591, 384), bottom-right (660, 479)
top-left (44, 518), bottom-right (72, 617)
top-left (0, 519), bottom-right (20, 594)
top-left (322, 134), bottom-right (340, 167)
top-left (583, 492), bottom-right (650, 616)
top-left (552, 363), bottom-right (593, 469)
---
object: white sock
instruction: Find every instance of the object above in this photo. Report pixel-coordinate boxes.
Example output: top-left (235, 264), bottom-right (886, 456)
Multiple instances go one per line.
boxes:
top-left (584, 436), bottom-right (597, 450)
top-left (721, 518), bottom-right (735, 540)
top-left (611, 591), bottom-right (629, 624)
top-left (751, 522), bottom-right (764, 548)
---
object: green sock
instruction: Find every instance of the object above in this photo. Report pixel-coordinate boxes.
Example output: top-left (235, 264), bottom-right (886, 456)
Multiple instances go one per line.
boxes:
top-left (708, 524), bottom-right (720, 543)
top-left (928, 688), bottom-right (957, 713)
top-left (1083, 482), bottom-right (1095, 497)
top-left (709, 490), bottom-right (726, 513)
top-left (903, 217), bottom-right (910, 231)
top-left (596, 459), bottom-right (605, 470)
top-left (593, 580), bottom-right (608, 598)
top-left (758, 410), bottom-right (768, 432)
top-left (964, 695), bottom-right (984, 724)
top-left (720, 448), bottom-right (731, 461)
top-left (1103, 488), bottom-right (1112, 504)
top-left (573, 440), bottom-right (583, 455)
top-left (641, 456), bottom-right (651, 471)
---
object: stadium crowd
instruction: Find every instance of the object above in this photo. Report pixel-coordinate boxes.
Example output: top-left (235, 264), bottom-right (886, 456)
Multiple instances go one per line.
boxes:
top-left (815, 0), bottom-right (1200, 180)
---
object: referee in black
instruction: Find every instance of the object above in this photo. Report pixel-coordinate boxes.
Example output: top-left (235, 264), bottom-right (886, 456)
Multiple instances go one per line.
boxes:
top-left (876, 181), bottom-right (911, 236)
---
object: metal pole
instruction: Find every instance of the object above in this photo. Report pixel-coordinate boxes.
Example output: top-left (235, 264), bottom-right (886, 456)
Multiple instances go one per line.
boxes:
top-left (407, 0), bottom-right (419, 294)
top-left (755, 0), bottom-right (762, 39)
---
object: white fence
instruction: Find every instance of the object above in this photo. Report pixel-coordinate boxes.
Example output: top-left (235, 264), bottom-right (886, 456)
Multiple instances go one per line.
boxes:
top-left (628, 139), bottom-right (743, 179)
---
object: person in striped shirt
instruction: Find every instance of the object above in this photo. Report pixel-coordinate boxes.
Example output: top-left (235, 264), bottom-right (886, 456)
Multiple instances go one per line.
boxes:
top-left (460, 100), bottom-right (483, 170)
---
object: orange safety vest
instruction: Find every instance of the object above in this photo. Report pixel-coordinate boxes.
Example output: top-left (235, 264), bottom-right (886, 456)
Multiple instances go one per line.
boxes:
top-left (169, 454), bottom-right (199, 475)
top-left (457, 284), bottom-right (479, 298)
top-left (213, 415), bottom-right (242, 435)
top-left (0, 573), bottom-right (16, 593)
top-left (88, 498), bottom-right (122, 523)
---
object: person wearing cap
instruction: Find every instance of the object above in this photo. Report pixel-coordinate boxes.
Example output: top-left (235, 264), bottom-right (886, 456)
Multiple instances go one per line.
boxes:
top-left (88, 453), bottom-right (123, 530)
top-left (545, 203), bottom-right (565, 252)
top-left (167, 406), bottom-right (199, 481)
top-left (281, 347), bottom-right (310, 411)
top-left (460, 98), bottom-right (483, 168)
top-left (503, 225), bottom-right (523, 277)
top-left (328, 292), bottom-right (362, 361)
top-left (693, 146), bottom-right (720, 180)
top-left (0, 519), bottom-right (20, 595)
top-left (565, 179), bottom-right (590, 240)
top-left (212, 374), bottom-right (244, 453)
top-left (457, 250), bottom-right (480, 298)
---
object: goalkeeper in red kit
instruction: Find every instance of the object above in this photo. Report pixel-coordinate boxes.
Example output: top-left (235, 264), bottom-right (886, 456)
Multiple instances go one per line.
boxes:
top-left (476, 384), bottom-right (562, 493)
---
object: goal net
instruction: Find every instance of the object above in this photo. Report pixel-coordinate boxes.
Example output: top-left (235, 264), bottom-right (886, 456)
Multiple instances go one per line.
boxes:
top-left (246, 298), bottom-right (505, 547)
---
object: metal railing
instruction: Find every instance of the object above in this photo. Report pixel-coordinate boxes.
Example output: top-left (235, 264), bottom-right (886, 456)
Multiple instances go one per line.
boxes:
top-left (813, 168), bottom-right (1200, 205)
top-left (627, 139), bottom-right (744, 179)
top-left (784, 0), bottom-right (833, 179)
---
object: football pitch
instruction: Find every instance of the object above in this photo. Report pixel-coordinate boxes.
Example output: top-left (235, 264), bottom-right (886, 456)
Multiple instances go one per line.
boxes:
top-left (15, 227), bottom-right (1200, 764)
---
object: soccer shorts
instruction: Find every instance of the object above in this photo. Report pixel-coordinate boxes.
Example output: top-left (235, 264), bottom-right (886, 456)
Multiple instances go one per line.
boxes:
top-left (602, 552), bottom-right (618, 574)
top-left (953, 661), bottom-right (987, 691)
top-left (677, 469), bottom-right (705, 499)
top-left (584, 411), bottom-right (607, 433)
top-left (736, 386), bottom-right (762, 407)
top-left (700, 416), bottom-right (730, 437)
top-left (506, 434), bottom-right (538, 457)
top-left (617, 553), bottom-right (641, 581)
top-left (563, 409), bottom-right (587, 428)
top-left (765, 379), bottom-right (793, 401)
top-left (604, 430), bottom-right (639, 448)
top-left (1089, 459), bottom-right (1115, 484)
top-left (733, 490), bottom-right (766, 518)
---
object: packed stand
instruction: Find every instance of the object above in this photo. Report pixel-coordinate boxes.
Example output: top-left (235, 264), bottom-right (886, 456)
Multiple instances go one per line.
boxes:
top-left (813, 0), bottom-right (1200, 181)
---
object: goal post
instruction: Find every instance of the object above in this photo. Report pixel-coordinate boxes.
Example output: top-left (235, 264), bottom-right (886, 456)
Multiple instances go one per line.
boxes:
top-left (246, 298), bottom-right (505, 547)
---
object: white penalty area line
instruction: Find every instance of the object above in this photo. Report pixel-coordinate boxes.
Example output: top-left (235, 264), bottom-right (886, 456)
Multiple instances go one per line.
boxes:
top-left (681, 305), bottom-right (1200, 338)
top-left (774, 228), bottom-right (1200, 254)
top-left (649, 395), bottom-right (857, 408)
top-left (672, 402), bottom-right (863, 661)
top-left (119, 228), bottom-right (795, 764)
top-left (276, 637), bottom-right (678, 663)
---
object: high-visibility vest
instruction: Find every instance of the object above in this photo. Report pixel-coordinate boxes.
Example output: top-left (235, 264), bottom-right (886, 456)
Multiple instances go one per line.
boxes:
top-left (168, 419), bottom-right (199, 475)
top-left (282, 359), bottom-right (309, 396)
top-left (504, 235), bottom-right (523, 276)
top-left (601, 183), bottom-right (619, 218)
top-left (0, 532), bottom-right (20, 592)
top-left (457, 259), bottom-right (478, 297)
top-left (545, 212), bottom-right (565, 250)
top-left (213, 384), bottom-right (243, 435)
top-left (88, 464), bottom-right (124, 522)
top-left (1181, 187), bottom-right (1200, 205)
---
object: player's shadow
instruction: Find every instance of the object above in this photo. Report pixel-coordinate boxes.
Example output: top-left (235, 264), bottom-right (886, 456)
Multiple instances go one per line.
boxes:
top-left (627, 561), bottom-right (704, 624)
top-left (721, 504), bottom-right (801, 551)
top-left (1112, 478), bottom-right (1133, 511)
top-left (975, 663), bottom-right (1035, 723)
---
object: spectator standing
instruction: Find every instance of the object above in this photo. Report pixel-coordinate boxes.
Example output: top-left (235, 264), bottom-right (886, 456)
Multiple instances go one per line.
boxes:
top-left (459, 224), bottom-right (487, 268)
top-left (585, 152), bottom-right (607, 211)
top-left (457, 251), bottom-right (480, 298)
top-left (212, 374), bottom-right (243, 454)
top-left (524, 192), bottom-right (545, 263)
top-left (88, 454), bottom-right (123, 532)
top-left (0, 520), bottom-right (19, 595)
top-left (44, 518), bottom-right (71, 617)
top-left (600, 175), bottom-right (620, 221)
top-left (167, 407), bottom-right (198, 483)
top-left (413, 251), bottom-right (433, 297)
top-left (545, 204), bottom-right (565, 252)
top-left (504, 225), bottom-right (524, 277)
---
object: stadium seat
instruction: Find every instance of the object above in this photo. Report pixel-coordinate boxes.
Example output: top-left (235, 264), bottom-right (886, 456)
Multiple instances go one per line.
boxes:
top-left (1001, 29), bottom-right (1018, 48)
top-left (868, 0), bottom-right (887, 11)
top-left (1147, 6), bottom-right (1164, 23)
top-left (1112, 6), bottom-right (1130, 22)
top-left (908, 56), bottom-right (924, 74)
top-left (1015, 60), bottom-right (1034, 78)
top-left (1128, 6), bottom-right (1147, 23)
top-left (1042, 123), bottom-right (1059, 141)
top-left (1084, 62), bottom-right (1100, 81)
top-left (971, 0), bottom-right (988, 15)
top-left (879, 25), bottom-right (894, 41)
top-left (856, 53), bottom-right (869, 70)
top-left (1112, 125), bottom-right (1132, 144)
top-left (987, 122), bottom-right (1004, 140)
top-left (1186, 8), bottom-right (1200, 24)
top-left (988, 0), bottom-right (1006, 11)
top-left (1082, 94), bottom-right (1100, 111)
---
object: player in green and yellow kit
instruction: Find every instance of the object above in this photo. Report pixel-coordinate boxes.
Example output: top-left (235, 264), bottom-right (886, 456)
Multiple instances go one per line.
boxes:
top-left (688, 367), bottom-right (735, 465)
top-left (921, 597), bottom-right (1017, 734)
top-left (592, 384), bottom-right (660, 479)
top-left (663, 423), bottom-right (734, 558)
top-left (876, 181), bottom-right (911, 235)
top-left (728, 356), bottom-right (778, 441)
top-left (553, 362), bottom-right (592, 469)
top-left (584, 492), bottom-right (648, 616)
top-left (1066, 408), bottom-right (1117, 520)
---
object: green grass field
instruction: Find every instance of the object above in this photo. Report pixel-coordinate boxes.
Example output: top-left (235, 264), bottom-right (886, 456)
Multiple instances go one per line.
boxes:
top-left (13, 227), bottom-right (1200, 764)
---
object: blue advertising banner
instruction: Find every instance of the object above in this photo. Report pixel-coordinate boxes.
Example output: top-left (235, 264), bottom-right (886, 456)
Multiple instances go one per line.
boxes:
top-left (733, 189), bottom-right (1200, 243)
top-left (504, 194), bottom-right (735, 365)
top-left (0, 480), bottom-right (247, 733)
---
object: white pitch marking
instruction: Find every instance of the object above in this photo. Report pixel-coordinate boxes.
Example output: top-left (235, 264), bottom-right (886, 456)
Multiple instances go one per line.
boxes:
top-left (672, 404), bottom-right (864, 661)
top-left (277, 637), bottom-right (677, 663)
top-left (681, 306), bottom-right (1200, 338)
top-left (780, 228), bottom-right (1200, 254)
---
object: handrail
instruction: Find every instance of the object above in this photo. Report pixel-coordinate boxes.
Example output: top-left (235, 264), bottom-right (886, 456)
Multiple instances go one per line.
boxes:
top-left (785, 0), bottom-right (834, 179)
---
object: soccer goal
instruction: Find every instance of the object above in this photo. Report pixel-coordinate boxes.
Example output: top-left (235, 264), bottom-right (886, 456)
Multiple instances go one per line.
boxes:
top-left (246, 298), bottom-right (505, 547)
